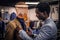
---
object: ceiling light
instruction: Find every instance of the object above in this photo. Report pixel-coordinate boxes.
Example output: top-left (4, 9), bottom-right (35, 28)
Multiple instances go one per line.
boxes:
top-left (25, 2), bottom-right (39, 4)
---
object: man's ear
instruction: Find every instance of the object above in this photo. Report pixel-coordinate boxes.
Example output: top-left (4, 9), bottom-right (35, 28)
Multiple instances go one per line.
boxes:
top-left (44, 11), bottom-right (48, 17)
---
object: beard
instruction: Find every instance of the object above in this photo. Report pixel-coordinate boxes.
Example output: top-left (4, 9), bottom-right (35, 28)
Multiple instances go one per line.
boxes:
top-left (37, 16), bottom-right (45, 21)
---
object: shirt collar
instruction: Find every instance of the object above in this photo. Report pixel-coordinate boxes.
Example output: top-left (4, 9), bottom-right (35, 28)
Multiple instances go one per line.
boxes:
top-left (44, 17), bottom-right (51, 24)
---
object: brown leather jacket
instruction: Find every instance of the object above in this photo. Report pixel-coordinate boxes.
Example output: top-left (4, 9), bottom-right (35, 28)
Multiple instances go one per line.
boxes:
top-left (5, 19), bottom-right (23, 40)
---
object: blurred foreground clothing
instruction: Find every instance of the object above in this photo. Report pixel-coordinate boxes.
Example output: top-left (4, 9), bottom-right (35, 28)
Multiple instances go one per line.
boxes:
top-left (5, 18), bottom-right (23, 40)
top-left (18, 17), bottom-right (57, 40)
top-left (0, 18), bottom-right (6, 40)
top-left (0, 18), bottom-right (5, 32)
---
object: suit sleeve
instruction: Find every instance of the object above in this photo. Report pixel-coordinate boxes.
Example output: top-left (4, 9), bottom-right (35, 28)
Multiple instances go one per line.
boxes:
top-left (34, 25), bottom-right (53, 40)
top-left (19, 25), bottom-right (53, 40)
top-left (19, 30), bottom-right (33, 40)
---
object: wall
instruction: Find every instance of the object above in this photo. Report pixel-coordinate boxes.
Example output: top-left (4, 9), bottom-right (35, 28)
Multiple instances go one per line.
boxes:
top-left (50, 4), bottom-right (59, 21)
top-left (28, 8), bottom-right (39, 21)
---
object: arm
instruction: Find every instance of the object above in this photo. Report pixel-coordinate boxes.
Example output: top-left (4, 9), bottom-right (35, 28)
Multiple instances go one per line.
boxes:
top-left (18, 25), bottom-right (53, 40)
top-left (19, 30), bottom-right (33, 40)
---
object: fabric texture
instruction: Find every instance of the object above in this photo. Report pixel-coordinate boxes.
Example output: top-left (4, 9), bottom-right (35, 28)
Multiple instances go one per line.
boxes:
top-left (19, 17), bottom-right (57, 40)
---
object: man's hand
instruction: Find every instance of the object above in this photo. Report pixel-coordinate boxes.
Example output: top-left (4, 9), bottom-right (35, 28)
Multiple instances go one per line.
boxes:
top-left (27, 31), bottom-right (32, 36)
top-left (27, 31), bottom-right (35, 38)
top-left (14, 26), bottom-right (23, 40)
top-left (15, 24), bottom-right (22, 32)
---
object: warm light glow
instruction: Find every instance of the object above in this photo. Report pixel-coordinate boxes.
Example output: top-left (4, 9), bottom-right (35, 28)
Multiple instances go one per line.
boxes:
top-left (15, 5), bottom-right (28, 7)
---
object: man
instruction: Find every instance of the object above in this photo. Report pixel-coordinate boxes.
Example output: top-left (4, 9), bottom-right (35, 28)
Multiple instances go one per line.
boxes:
top-left (16, 2), bottom-right (57, 40)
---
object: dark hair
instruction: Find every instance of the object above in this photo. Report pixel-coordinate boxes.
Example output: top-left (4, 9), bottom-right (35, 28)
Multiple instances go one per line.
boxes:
top-left (36, 2), bottom-right (50, 16)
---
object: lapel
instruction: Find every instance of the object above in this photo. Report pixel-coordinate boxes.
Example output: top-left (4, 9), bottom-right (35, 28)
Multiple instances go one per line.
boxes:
top-left (44, 17), bottom-right (52, 24)
top-left (13, 19), bottom-right (22, 29)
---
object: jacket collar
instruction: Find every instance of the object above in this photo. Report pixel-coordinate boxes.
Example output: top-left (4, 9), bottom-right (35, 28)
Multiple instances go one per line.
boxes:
top-left (44, 17), bottom-right (52, 24)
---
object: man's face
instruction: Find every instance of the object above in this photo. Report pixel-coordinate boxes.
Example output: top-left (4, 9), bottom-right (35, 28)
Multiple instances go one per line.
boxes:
top-left (35, 9), bottom-right (46, 20)
top-left (17, 13), bottom-right (23, 18)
